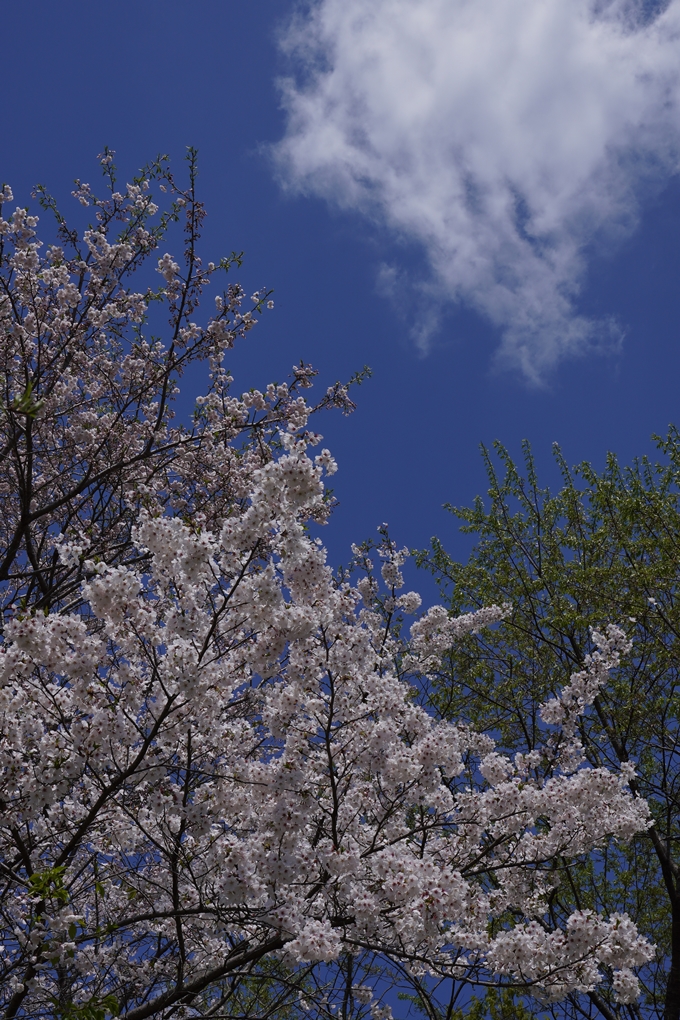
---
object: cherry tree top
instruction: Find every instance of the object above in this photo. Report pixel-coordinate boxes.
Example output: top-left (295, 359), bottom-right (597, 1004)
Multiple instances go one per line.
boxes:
top-left (0, 152), bottom-right (653, 1020)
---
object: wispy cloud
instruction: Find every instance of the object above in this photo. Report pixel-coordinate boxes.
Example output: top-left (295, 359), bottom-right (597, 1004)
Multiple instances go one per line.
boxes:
top-left (274, 0), bottom-right (680, 381)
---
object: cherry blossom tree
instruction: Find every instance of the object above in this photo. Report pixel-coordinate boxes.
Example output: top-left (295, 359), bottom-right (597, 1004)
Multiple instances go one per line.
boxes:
top-left (0, 153), bottom-right (655, 1020)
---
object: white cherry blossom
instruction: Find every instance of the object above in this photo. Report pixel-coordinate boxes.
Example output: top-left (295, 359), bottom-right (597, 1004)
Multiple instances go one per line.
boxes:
top-left (0, 153), bottom-right (654, 1020)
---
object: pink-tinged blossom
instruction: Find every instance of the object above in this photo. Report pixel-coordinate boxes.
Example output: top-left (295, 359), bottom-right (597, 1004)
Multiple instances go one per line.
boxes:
top-left (0, 154), bottom-right (654, 1019)
top-left (0, 426), bottom-right (653, 1012)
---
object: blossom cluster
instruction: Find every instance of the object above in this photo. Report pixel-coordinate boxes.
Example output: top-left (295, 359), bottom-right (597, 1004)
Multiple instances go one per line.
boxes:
top-left (0, 422), bottom-right (654, 1016)
top-left (0, 155), bottom-right (654, 1020)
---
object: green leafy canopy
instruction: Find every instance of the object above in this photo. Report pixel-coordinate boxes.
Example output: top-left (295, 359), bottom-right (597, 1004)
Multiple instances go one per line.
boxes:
top-left (417, 430), bottom-right (680, 1020)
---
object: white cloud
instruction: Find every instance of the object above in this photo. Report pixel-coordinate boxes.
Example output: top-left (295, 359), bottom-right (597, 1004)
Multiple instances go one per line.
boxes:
top-left (274, 0), bottom-right (680, 381)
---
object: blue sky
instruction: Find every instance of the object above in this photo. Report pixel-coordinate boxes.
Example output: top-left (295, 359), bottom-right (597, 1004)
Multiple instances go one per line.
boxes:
top-left (5, 0), bottom-right (680, 591)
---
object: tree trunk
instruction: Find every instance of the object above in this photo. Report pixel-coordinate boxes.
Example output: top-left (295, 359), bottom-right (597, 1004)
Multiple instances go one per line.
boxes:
top-left (666, 899), bottom-right (680, 1020)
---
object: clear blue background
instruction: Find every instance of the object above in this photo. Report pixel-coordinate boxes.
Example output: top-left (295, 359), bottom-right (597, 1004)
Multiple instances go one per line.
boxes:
top-left (5, 0), bottom-right (680, 593)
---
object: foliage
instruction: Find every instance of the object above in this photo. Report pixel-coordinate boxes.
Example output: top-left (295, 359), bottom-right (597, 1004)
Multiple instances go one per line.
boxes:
top-left (417, 437), bottom-right (680, 1019)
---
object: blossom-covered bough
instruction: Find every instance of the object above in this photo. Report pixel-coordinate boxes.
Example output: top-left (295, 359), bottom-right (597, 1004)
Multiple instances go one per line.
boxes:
top-left (0, 153), bottom-right (655, 1020)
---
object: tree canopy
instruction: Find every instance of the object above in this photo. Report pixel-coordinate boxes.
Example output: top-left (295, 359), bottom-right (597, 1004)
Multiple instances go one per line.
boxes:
top-left (418, 437), bottom-right (680, 1020)
top-left (0, 153), bottom-right (656, 1020)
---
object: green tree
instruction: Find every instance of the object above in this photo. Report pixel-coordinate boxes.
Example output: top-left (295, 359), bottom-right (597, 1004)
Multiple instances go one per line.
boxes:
top-left (416, 431), bottom-right (680, 1020)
